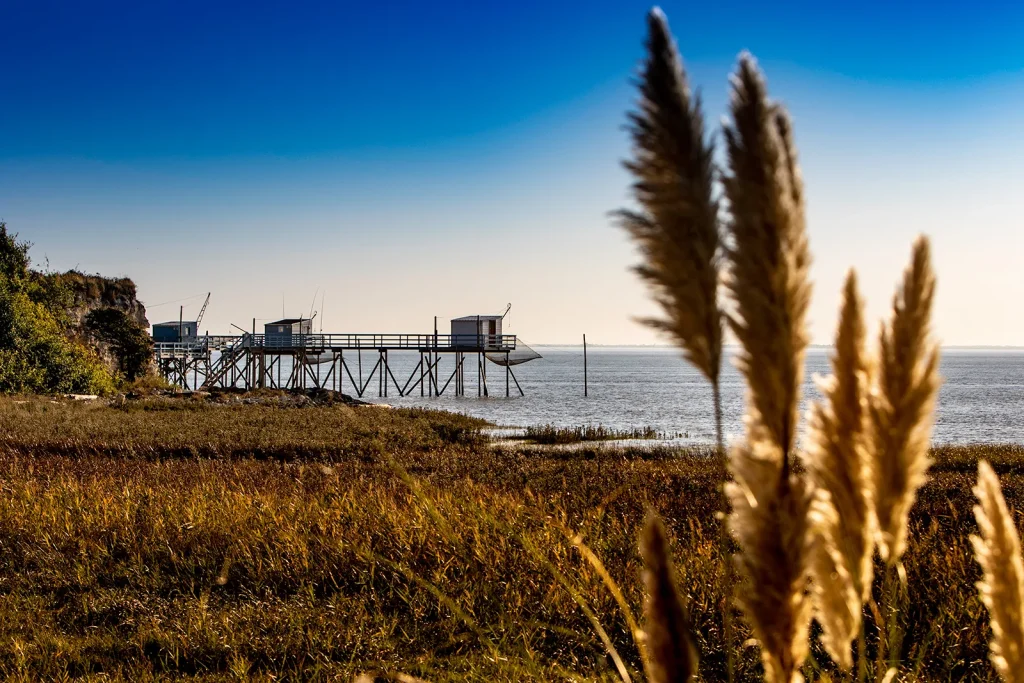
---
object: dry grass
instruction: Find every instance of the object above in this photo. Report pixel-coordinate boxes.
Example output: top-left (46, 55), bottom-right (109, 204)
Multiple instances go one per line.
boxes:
top-left (803, 272), bottom-right (874, 670)
top-left (0, 397), bottom-right (486, 461)
top-left (616, 8), bottom-right (722, 388)
top-left (971, 460), bottom-right (1024, 681)
top-left (721, 53), bottom-right (814, 683)
top-left (0, 398), bottom-right (1017, 681)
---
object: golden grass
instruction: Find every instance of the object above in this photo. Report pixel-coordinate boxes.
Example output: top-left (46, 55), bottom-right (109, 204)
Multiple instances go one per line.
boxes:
top-left (721, 54), bottom-right (814, 683)
top-left (0, 396), bottom-right (487, 461)
top-left (640, 515), bottom-right (697, 683)
top-left (803, 272), bottom-right (874, 669)
top-left (870, 237), bottom-right (940, 566)
top-left (0, 398), bottom-right (1016, 681)
top-left (972, 460), bottom-right (1024, 681)
top-left (723, 54), bottom-right (811, 462)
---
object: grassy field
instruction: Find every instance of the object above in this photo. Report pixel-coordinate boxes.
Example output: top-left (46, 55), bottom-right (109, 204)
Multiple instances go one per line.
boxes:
top-left (0, 398), bottom-right (1018, 681)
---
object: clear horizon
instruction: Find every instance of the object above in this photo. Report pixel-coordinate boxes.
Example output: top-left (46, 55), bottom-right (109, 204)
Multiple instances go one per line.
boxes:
top-left (3, 1), bottom-right (1023, 346)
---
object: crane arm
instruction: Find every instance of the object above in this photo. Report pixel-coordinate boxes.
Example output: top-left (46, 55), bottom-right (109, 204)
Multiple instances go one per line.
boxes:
top-left (195, 293), bottom-right (211, 331)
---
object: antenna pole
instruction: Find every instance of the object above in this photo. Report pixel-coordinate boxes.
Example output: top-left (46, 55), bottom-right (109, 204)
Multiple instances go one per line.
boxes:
top-left (583, 334), bottom-right (588, 397)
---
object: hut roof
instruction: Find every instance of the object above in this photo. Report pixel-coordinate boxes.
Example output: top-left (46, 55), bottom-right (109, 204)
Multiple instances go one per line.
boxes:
top-left (267, 318), bottom-right (311, 325)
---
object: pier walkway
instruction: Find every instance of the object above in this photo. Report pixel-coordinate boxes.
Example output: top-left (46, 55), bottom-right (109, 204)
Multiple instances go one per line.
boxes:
top-left (153, 333), bottom-right (523, 398)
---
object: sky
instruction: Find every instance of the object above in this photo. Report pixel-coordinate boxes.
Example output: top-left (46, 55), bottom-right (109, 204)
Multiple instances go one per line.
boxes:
top-left (2, 0), bottom-right (1023, 345)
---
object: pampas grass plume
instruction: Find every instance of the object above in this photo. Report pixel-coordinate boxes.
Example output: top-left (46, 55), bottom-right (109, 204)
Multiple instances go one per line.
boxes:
top-left (869, 236), bottom-right (939, 564)
top-left (722, 54), bottom-right (814, 682)
top-left (972, 459), bottom-right (1024, 682)
top-left (723, 54), bottom-right (811, 460)
top-left (616, 8), bottom-right (722, 386)
top-left (641, 514), bottom-right (698, 683)
top-left (726, 437), bottom-right (814, 683)
top-left (803, 271), bottom-right (874, 668)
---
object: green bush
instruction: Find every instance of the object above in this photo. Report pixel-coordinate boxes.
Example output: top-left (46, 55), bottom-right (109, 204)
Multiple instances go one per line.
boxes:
top-left (0, 223), bottom-right (116, 395)
top-left (84, 307), bottom-right (154, 381)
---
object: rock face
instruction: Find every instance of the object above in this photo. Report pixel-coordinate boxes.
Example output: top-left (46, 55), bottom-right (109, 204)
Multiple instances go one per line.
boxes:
top-left (61, 272), bottom-right (149, 330)
top-left (56, 272), bottom-right (152, 377)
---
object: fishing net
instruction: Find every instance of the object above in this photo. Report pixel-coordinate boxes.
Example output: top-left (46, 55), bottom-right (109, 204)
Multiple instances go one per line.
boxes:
top-left (486, 341), bottom-right (542, 366)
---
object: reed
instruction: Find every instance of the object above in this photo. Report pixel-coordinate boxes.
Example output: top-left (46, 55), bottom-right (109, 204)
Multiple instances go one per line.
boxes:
top-left (803, 272), bottom-right (874, 670)
top-left (640, 515), bottom-right (698, 683)
top-left (869, 237), bottom-right (940, 566)
top-left (617, 10), bottom-right (733, 678)
top-left (522, 424), bottom-right (660, 445)
top-left (723, 55), bottom-right (811, 463)
top-left (615, 7), bottom-right (724, 451)
top-left (720, 54), bottom-right (815, 683)
top-left (972, 459), bottom-right (1024, 682)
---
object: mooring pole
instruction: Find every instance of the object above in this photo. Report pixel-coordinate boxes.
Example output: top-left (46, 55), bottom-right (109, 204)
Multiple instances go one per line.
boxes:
top-left (583, 333), bottom-right (588, 397)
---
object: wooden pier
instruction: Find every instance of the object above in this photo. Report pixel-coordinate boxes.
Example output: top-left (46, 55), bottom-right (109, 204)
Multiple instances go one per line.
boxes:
top-left (153, 332), bottom-right (525, 397)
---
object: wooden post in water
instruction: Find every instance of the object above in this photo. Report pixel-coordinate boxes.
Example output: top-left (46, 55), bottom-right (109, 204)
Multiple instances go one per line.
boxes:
top-left (583, 334), bottom-right (588, 397)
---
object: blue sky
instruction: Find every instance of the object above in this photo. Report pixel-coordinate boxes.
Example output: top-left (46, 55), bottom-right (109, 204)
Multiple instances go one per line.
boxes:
top-left (2, 1), bottom-right (1023, 344)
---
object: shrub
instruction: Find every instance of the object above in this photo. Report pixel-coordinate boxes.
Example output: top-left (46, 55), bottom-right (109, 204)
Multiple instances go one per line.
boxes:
top-left (0, 222), bottom-right (116, 395)
top-left (84, 307), bottom-right (154, 381)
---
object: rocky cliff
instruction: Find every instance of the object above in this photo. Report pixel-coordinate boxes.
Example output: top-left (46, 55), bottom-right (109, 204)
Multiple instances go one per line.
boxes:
top-left (44, 271), bottom-right (152, 379)
top-left (58, 271), bottom-right (149, 330)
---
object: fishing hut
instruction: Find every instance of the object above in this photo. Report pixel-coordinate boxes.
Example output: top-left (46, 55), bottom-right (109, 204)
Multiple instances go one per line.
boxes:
top-left (151, 310), bottom-right (541, 397)
top-left (152, 320), bottom-right (198, 343)
top-left (265, 318), bottom-right (314, 346)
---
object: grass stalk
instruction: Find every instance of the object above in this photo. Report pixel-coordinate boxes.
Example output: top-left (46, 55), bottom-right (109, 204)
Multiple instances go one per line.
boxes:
top-left (712, 378), bottom-right (735, 683)
top-left (857, 613), bottom-right (868, 683)
top-left (873, 563), bottom-right (898, 683)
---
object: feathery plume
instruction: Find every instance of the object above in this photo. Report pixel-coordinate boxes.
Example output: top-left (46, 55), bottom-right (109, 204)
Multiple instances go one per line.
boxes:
top-left (869, 237), bottom-right (939, 564)
top-left (726, 437), bottom-right (814, 683)
top-left (722, 54), bottom-right (814, 682)
top-left (640, 514), bottom-right (698, 683)
top-left (723, 54), bottom-right (811, 461)
top-left (803, 271), bottom-right (874, 669)
top-left (972, 459), bottom-right (1024, 682)
top-left (615, 7), bottom-right (722, 385)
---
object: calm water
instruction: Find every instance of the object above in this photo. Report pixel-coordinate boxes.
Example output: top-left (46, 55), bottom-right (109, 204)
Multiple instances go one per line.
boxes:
top-left (306, 346), bottom-right (1024, 445)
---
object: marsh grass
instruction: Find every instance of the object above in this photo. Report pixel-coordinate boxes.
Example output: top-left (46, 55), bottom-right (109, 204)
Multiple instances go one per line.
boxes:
top-left (0, 397), bottom-right (487, 461)
top-left (0, 397), bottom-right (1015, 681)
top-left (522, 425), bottom-right (661, 445)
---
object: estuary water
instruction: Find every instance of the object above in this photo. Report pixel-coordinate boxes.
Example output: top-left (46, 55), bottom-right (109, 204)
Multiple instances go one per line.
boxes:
top-left (350, 346), bottom-right (1024, 445)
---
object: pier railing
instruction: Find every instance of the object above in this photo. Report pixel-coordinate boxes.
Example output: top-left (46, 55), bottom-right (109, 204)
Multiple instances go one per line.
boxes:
top-left (154, 333), bottom-right (518, 356)
top-left (250, 333), bottom-right (517, 352)
top-left (153, 335), bottom-right (240, 357)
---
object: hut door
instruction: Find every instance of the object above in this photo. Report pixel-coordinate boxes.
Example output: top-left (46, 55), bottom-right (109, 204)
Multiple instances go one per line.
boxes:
top-left (488, 320), bottom-right (496, 346)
